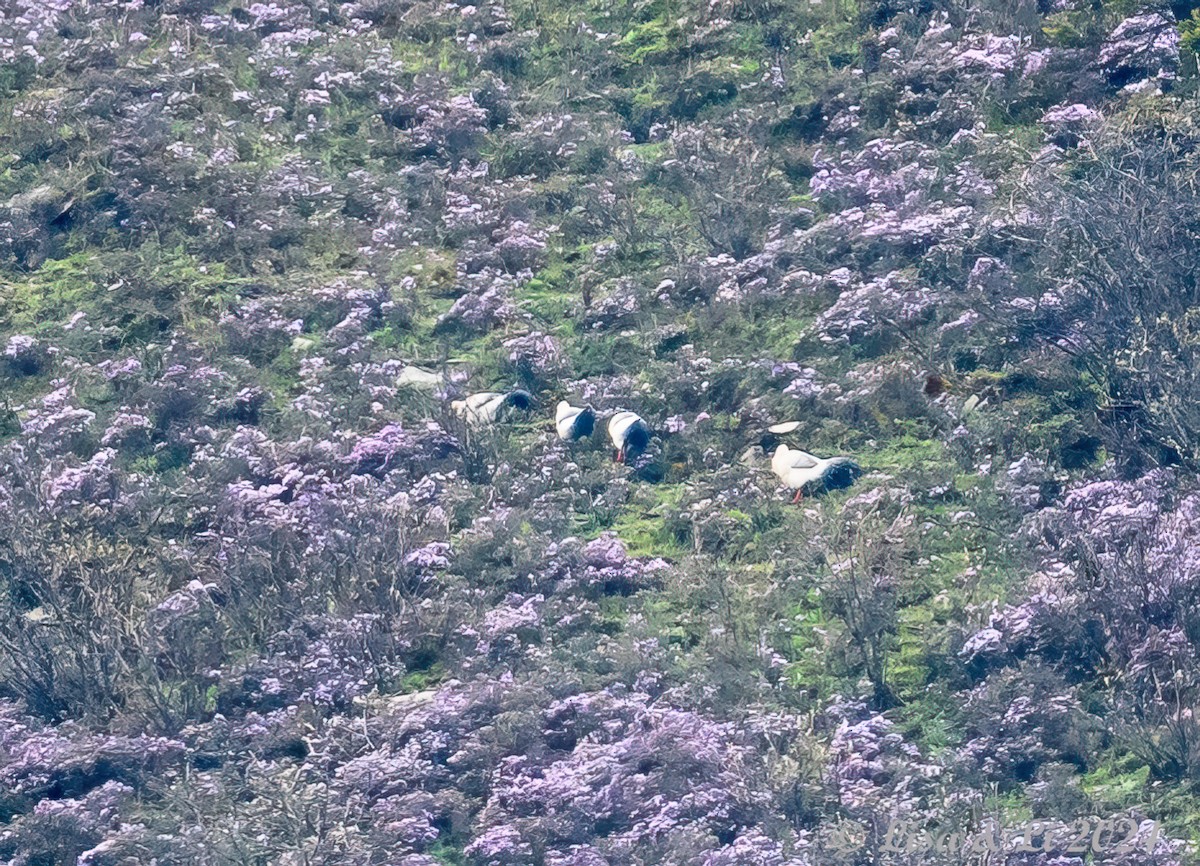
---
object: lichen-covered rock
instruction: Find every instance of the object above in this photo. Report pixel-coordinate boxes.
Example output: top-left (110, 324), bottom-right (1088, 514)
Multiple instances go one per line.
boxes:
top-left (1099, 11), bottom-right (1180, 89)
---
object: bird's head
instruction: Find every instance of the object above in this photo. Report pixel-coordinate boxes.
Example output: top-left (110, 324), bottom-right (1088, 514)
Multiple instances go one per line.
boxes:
top-left (505, 389), bottom-right (534, 410)
top-left (755, 431), bottom-right (781, 453)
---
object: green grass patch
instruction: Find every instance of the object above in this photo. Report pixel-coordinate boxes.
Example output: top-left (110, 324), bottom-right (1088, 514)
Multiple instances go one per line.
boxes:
top-left (602, 483), bottom-right (691, 558)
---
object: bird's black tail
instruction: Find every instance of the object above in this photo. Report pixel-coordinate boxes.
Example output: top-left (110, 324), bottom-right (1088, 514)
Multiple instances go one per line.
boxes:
top-left (823, 459), bottom-right (862, 491)
top-left (624, 421), bottom-right (651, 460)
top-left (504, 389), bottom-right (535, 410)
top-left (574, 407), bottom-right (596, 438)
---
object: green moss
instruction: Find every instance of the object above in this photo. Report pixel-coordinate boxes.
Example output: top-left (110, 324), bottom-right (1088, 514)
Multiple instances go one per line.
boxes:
top-left (870, 431), bottom-right (947, 472)
top-left (644, 594), bottom-right (708, 649)
top-left (780, 588), bottom-right (844, 699)
top-left (1082, 757), bottom-right (1152, 809)
top-left (601, 483), bottom-right (690, 558)
top-left (893, 685), bottom-right (962, 754)
top-left (519, 257), bottom-right (581, 325)
top-left (399, 663), bottom-right (446, 694)
top-left (984, 789), bottom-right (1035, 826)
top-left (571, 332), bottom-right (648, 379)
top-left (128, 442), bottom-right (192, 475)
top-left (809, 17), bottom-right (862, 69)
top-left (887, 604), bottom-right (934, 700)
top-left (710, 309), bottom-right (815, 359)
top-left (618, 17), bottom-right (683, 64)
top-left (1077, 753), bottom-right (1200, 845)
top-left (595, 595), bottom-right (629, 635)
top-left (1182, 10), bottom-right (1200, 61)
top-left (0, 244), bottom-right (249, 342)
top-left (427, 840), bottom-right (468, 865)
top-left (0, 251), bottom-right (102, 334)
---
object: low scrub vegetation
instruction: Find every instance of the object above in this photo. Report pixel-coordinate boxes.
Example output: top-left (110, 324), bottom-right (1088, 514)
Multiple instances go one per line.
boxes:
top-left (1, 0), bottom-right (1200, 863)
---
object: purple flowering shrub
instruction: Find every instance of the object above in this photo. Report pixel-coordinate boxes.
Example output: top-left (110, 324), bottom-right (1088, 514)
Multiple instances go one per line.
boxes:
top-left (954, 662), bottom-right (1097, 785)
top-left (1, 0), bottom-right (1198, 861)
top-left (969, 471), bottom-right (1200, 782)
top-left (467, 696), bottom-right (781, 864)
top-left (1005, 110), bottom-right (1200, 467)
top-left (818, 694), bottom-right (945, 855)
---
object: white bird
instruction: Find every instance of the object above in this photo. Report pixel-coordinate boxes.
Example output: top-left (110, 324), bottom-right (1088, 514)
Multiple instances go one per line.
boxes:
top-left (555, 401), bottom-right (596, 441)
top-left (608, 411), bottom-right (651, 464)
top-left (770, 444), bottom-right (862, 503)
top-left (397, 365), bottom-right (445, 391)
top-left (451, 390), bottom-right (534, 427)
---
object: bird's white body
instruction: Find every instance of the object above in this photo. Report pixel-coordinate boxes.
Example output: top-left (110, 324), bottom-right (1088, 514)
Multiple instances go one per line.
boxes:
top-left (555, 401), bottom-right (595, 441)
top-left (452, 392), bottom-right (506, 426)
top-left (608, 411), bottom-right (650, 463)
top-left (452, 391), bottom-right (533, 427)
top-left (770, 444), bottom-right (860, 501)
top-left (451, 393), bottom-right (506, 427)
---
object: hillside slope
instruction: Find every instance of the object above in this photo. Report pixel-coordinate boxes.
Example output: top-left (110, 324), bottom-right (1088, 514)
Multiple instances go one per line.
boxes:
top-left (2, 0), bottom-right (1200, 864)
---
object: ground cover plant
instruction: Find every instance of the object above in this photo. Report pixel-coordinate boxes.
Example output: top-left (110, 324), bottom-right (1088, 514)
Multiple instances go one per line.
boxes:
top-left (2, 0), bottom-right (1200, 863)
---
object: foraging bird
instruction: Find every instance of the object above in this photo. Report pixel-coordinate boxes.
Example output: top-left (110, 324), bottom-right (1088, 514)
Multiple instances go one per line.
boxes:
top-left (451, 390), bottom-right (534, 427)
top-left (770, 444), bottom-right (862, 503)
top-left (608, 411), bottom-right (651, 463)
top-left (555, 401), bottom-right (596, 441)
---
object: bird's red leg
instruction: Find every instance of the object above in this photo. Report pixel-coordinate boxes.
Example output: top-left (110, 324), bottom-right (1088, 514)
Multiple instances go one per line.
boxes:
top-left (615, 448), bottom-right (624, 463)
top-left (791, 488), bottom-right (804, 504)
